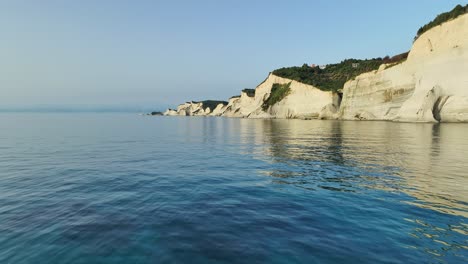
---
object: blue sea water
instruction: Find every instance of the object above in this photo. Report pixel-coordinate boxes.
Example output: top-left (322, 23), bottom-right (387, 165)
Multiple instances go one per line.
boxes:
top-left (0, 113), bottom-right (466, 264)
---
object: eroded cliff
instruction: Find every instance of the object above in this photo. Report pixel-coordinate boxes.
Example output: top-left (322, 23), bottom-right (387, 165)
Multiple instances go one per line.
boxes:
top-left (162, 13), bottom-right (468, 122)
top-left (340, 13), bottom-right (468, 122)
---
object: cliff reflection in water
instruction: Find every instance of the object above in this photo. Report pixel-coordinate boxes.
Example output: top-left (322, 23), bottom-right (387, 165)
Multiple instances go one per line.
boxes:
top-left (235, 119), bottom-right (468, 259)
top-left (239, 119), bottom-right (467, 218)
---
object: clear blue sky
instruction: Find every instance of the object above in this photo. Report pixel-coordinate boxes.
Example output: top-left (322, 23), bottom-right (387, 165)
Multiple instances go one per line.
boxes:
top-left (0, 0), bottom-right (466, 110)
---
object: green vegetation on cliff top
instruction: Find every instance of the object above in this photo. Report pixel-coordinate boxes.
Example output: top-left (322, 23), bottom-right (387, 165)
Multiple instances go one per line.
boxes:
top-left (415, 4), bottom-right (467, 40)
top-left (272, 5), bottom-right (466, 92)
top-left (242, 89), bottom-right (256, 97)
top-left (192, 100), bottom-right (228, 111)
top-left (272, 53), bottom-right (407, 92)
top-left (273, 60), bottom-right (379, 92)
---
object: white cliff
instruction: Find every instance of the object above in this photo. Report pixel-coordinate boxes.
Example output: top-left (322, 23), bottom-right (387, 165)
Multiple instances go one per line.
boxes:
top-left (163, 13), bottom-right (468, 122)
top-left (163, 109), bottom-right (178, 116)
top-left (176, 102), bottom-right (204, 116)
top-left (166, 101), bottom-right (228, 116)
top-left (218, 74), bottom-right (339, 119)
top-left (210, 103), bottom-right (228, 116)
top-left (340, 13), bottom-right (468, 122)
top-left (339, 63), bottom-right (416, 121)
top-left (250, 74), bottom-right (338, 119)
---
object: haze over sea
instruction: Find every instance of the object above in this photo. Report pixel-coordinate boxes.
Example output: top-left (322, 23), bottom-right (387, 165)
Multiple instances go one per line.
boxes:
top-left (0, 113), bottom-right (466, 263)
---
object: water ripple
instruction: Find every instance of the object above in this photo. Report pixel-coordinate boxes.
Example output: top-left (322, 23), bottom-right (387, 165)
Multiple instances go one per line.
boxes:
top-left (0, 114), bottom-right (466, 263)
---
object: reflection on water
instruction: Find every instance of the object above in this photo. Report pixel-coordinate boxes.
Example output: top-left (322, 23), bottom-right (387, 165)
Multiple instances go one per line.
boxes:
top-left (232, 119), bottom-right (468, 261)
top-left (236, 120), bottom-right (467, 217)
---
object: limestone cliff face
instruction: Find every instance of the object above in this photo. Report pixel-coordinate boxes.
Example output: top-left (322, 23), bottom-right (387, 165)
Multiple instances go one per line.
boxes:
top-left (221, 96), bottom-right (244, 117)
top-left (212, 74), bottom-right (338, 119)
top-left (176, 102), bottom-right (205, 116)
top-left (339, 64), bottom-right (416, 120)
top-left (163, 14), bottom-right (468, 122)
top-left (340, 13), bottom-right (468, 122)
top-left (163, 109), bottom-right (178, 116)
top-left (247, 74), bottom-right (338, 119)
top-left (209, 103), bottom-right (227, 116)
top-left (173, 73), bottom-right (339, 119)
top-left (166, 102), bottom-right (208, 116)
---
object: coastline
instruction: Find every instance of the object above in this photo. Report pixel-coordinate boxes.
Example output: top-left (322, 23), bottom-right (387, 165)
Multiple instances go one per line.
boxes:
top-left (160, 12), bottom-right (468, 123)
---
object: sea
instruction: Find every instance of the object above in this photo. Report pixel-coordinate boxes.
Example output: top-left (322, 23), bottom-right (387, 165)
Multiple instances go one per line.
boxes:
top-left (0, 113), bottom-right (466, 264)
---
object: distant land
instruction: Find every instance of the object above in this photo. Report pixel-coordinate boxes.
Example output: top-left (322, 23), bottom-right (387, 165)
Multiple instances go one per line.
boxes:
top-left (0, 104), bottom-right (169, 113)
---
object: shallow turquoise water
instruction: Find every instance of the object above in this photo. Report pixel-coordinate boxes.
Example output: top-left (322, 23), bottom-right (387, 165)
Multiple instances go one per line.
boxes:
top-left (0, 113), bottom-right (466, 263)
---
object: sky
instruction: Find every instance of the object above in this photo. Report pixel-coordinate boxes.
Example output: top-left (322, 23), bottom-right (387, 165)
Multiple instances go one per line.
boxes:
top-left (0, 0), bottom-right (466, 111)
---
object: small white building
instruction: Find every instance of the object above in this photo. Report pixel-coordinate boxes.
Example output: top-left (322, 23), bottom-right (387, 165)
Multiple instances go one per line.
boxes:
top-left (352, 63), bottom-right (360, 68)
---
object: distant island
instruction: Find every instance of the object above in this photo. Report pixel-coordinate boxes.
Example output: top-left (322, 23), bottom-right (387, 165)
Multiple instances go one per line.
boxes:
top-left (159, 4), bottom-right (468, 123)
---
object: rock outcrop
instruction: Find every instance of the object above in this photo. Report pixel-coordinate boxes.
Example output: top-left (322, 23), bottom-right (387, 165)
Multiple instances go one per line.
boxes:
top-left (163, 109), bottom-right (178, 116)
top-left (163, 100), bottom-right (228, 116)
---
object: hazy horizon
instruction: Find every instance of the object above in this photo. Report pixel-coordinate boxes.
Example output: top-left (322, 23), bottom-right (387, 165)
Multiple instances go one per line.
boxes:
top-left (1, 0), bottom-right (466, 110)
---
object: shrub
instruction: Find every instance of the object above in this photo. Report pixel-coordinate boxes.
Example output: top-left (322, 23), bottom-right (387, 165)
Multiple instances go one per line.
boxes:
top-left (272, 59), bottom-right (383, 92)
top-left (242, 88), bottom-right (256, 97)
top-left (382, 52), bottom-right (409, 64)
top-left (415, 4), bottom-right (468, 40)
top-left (192, 100), bottom-right (228, 111)
top-left (262, 83), bottom-right (291, 111)
top-left (268, 5), bottom-right (466, 92)
top-left (271, 52), bottom-right (410, 92)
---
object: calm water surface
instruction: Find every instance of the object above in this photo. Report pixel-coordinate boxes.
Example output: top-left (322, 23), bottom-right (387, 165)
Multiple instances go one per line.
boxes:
top-left (0, 113), bottom-right (466, 263)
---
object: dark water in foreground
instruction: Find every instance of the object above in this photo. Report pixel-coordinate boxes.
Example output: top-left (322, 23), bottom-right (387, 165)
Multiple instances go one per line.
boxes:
top-left (0, 113), bottom-right (466, 264)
